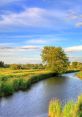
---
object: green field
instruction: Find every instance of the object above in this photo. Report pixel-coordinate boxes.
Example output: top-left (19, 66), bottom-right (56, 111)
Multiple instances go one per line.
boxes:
top-left (0, 68), bottom-right (56, 97)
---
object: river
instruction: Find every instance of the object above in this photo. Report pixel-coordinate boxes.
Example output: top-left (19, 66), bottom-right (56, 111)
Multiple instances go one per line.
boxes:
top-left (0, 73), bottom-right (82, 117)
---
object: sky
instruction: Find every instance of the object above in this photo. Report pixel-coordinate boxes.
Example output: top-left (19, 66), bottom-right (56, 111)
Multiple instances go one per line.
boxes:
top-left (0, 0), bottom-right (82, 64)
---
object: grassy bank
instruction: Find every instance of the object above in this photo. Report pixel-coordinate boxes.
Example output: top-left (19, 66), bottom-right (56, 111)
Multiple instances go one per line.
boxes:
top-left (48, 95), bottom-right (82, 117)
top-left (65, 69), bottom-right (79, 73)
top-left (76, 71), bottom-right (82, 79)
top-left (0, 68), bottom-right (78, 97)
top-left (0, 68), bottom-right (57, 97)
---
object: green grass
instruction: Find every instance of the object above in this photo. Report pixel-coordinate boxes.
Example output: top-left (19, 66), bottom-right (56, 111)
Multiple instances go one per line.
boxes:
top-left (48, 95), bottom-right (82, 117)
top-left (0, 68), bottom-right (57, 97)
top-left (49, 99), bottom-right (62, 117)
top-left (76, 71), bottom-right (82, 79)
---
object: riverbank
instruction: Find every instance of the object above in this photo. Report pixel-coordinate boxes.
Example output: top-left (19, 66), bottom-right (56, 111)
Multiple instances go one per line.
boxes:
top-left (48, 94), bottom-right (82, 117)
top-left (0, 68), bottom-right (78, 97)
top-left (76, 71), bottom-right (82, 79)
top-left (65, 69), bottom-right (79, 73)
top-left (0, 68), bottom-right (57, 97)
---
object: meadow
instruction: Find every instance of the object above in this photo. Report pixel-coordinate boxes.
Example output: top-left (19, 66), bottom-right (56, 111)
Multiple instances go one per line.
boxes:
top-left (0, 68), bottom-right (56, 97)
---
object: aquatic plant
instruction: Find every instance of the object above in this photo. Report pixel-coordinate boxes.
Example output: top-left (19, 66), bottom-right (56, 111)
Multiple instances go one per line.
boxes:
top-left (48, 99), bottom-right (62, 117)
top-left (48, 95), bottom-right (82, 117)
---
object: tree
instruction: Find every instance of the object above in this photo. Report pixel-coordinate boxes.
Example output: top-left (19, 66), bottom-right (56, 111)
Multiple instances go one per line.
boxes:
top-left (71, 62), bottom-right (78, 69)
top-left (41, 46), bottom-right (69, 74)
top-left (0, 61), bottom-right (5, 67)
top-left (70, 62), bottom-right (82, 70)
top-left (77, 62), bottom-right (82, 70)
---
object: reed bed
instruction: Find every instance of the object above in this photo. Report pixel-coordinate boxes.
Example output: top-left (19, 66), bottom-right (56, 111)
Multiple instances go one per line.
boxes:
top-left (48, 95), bottom-right (82, 117)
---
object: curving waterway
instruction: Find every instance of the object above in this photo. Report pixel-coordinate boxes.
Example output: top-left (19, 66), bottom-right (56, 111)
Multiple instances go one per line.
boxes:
top-left (0, 73), bottom-right (82, 117)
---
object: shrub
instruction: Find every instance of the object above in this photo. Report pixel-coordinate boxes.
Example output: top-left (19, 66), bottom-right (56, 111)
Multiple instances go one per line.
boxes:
top-left (10, 64), bottom-right (22, 70)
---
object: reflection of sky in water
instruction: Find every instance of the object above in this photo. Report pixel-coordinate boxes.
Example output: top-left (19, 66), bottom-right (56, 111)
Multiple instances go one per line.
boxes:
top-left (0, 98), bottom-right (8, 107)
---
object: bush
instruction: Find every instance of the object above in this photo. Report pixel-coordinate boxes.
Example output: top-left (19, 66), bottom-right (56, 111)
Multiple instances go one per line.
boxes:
top-left (10, 64), bottom-right (22, 70)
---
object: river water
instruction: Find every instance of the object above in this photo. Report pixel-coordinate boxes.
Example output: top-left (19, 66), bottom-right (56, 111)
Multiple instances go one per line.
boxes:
top-left (0, 73), bottom-right (82, 117)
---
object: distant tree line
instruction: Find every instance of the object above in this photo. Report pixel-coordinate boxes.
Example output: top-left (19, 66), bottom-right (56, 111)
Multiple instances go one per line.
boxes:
top-left (0, 61), bottom-right (8, 68)
top-left (68, 61), bottom-right (82, 71)
top-left (0, 61), bottom-right (44, 70)
top-left (0, 46), bottom-right (82, 72)
top-left (9, 64), bottom-right (44, 70)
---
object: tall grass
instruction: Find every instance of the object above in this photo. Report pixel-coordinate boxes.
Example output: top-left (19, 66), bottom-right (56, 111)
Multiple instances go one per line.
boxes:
top-left (0, 81), bottom-right (14, 96)
top-left (0, 68), bottom-right (57, 97)
top-left (49, 99), bottom-right (62, 117)
top-left (76, 71), bottom-right (82, 79)
top-left (48, 95), bottom-right (82, 117)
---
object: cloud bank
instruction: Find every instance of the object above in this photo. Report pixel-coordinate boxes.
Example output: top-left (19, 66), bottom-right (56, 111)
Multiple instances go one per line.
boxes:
top-left (0, 7), bottom-right (69, 30)
top-left (0, 44), bottom-right (82, 64)
top-left (65, 45), bottom-right (82, 52)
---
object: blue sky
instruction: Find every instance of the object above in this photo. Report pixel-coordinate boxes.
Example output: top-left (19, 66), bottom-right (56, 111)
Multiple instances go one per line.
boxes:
top-left (0, 0), bottom-right (82, 64)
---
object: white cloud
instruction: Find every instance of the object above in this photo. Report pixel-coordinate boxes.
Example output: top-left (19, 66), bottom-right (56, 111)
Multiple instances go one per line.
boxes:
top-left (64, 45), bottom-right (82, 62)
top-left (0, 7), bottom-right (67, 29)
top-left (67, 9), bottom-right (82, 27)
top-left (0, 38), bottom-right (66, 55)
top-left (27, 39), bottom-right (47, 44)
top-left (76, 22), bottom-right (82, 27)
top-left (1, 7), bottom-right (82, 30)
top-left (64, 45), bottom-right (82, 52)
top-left (20, 45), bottom-right (41, 50)
top-left (0, 44), bottom-right (41, 52)
top-left (0, 43), bottom-right (41, 64)
top-left (68, 56), bottom-right (82, 62)
top-left (0, 56), bottom-right (41, 64)
top-left (25, 38), bottom-right (67, 45)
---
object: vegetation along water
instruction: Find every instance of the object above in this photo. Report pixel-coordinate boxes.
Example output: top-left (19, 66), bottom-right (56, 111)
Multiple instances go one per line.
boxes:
top-left (0, 46), bottom-right (82, 117)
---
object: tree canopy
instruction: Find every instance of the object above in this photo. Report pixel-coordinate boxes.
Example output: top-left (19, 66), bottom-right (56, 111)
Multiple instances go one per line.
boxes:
top-left (41, 46), bottom-right (69, 74)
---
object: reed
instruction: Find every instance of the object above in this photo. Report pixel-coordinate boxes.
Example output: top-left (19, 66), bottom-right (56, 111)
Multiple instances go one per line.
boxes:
top-left (48, 95), bottom-right (82, 117)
